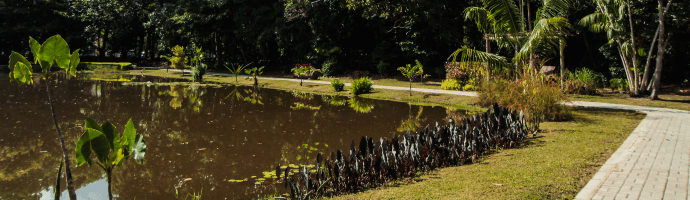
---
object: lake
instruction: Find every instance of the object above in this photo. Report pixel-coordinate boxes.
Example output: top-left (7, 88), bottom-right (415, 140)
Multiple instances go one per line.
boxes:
top-left (0, 73), bottom-right (468, 199)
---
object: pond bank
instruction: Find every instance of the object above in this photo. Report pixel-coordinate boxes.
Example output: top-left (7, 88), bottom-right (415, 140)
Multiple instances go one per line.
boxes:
top-left (116, 69), bottom-right (485, 112)
top-left (98, 69), bottom-right (651, 199)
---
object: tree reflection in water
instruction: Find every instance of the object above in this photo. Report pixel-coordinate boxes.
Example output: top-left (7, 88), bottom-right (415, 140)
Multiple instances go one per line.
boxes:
top-left (0, 73), bottom-right (468, 199)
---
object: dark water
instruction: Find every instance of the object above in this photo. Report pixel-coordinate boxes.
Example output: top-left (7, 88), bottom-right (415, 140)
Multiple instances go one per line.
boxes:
top-left (0, 73), bottom-right (468, 199)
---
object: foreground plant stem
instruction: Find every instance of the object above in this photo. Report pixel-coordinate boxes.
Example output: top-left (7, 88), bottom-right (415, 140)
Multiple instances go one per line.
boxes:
top-left (107, 168), bottom-right (113, 200)
top-left (46, 80), bottom-right (78, 200)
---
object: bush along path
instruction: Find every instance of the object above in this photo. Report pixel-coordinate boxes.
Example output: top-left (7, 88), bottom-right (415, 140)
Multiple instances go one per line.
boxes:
top-left (274, 104), bottom-right (528, 199)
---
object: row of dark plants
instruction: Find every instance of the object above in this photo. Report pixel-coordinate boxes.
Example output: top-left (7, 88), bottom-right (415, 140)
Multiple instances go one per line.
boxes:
top-left (275, 103), bottom-right (529, 199)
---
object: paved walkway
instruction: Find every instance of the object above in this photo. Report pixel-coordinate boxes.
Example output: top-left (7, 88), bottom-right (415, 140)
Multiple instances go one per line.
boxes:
top-left (163, 69), bottom-right (690, 199)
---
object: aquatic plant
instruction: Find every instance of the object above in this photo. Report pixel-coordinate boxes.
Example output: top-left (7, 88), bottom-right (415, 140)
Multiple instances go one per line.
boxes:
top-left (277, 104), bottom-right (527, 199)
top-left (245, 66), bottom-right (265, 86)
top-left (75, 118), bottom-right (146, 200)
top-left (225, 62), bottom-right (252, 82)
top-left (7, 35), bottom-right (81, 200)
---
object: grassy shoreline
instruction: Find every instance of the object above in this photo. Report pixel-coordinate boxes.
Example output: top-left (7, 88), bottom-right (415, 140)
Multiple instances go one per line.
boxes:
top-left (330, 109), bottom-right (644, 199)
top-left (88, 69), bottom-right (646, 199)
top-left (117, 69), bottom-right (485, 112)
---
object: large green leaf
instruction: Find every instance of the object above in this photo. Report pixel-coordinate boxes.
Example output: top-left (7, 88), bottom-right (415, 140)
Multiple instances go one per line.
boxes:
top-left (85, 117), bottom-right (102, 132)
top-left (100, 122), bottom-right (119, 150)
top-left (9, 52), bottom-right (33, 85)
top-left (110, 148), bottom-right (126, 167)
top-left (132, 134), bottom-right (146, 164)
top-left (75, 128), bottom-right (111, 166)
top-left (29, 37), bottom-right (41, 64)
top-left (12, 63), bottom-right (33, 85)
top-left (69, 49), bottom-right (80, 76)
top-left (122, 119), bottom-right (136, 154)
top-left (75, 130), bottom-right (93, 166)
top-left (38, 35), bottom-right (71, 70)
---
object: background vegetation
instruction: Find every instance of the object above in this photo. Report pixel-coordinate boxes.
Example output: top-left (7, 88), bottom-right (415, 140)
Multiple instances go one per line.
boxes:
top-left (1, 0), bottom-right (687, 86)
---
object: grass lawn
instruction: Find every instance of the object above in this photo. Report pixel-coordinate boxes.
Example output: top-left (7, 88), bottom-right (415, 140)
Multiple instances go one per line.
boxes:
top-left (568, 89), bottom-right (690, 111)
top-left (330, 108), bottom-right (645, 200)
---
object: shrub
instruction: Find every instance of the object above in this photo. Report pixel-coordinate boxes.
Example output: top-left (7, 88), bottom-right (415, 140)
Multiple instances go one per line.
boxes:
top-left (563, 68), bottom-right (605, 95)
top-left (321, 59), bottom-right (337, 77)
top-left (478, 77), bottom-right (570, 132)
top-left (441, 79), bottom-right (463, 90)
top-left (462, 84), bottom-right (478, 91)
top-left (191, 63), bottom-right (207, 82)
top-left (331, 79), bottom-right (344, 92)
top-left (169, 45), bottom-right (188, 71)
top-left (609, 78), bottom-right (629, 93)
top-left (350, 77), bottom-right (373, 95)
top-left (445, 61), bottom-right (484, 84)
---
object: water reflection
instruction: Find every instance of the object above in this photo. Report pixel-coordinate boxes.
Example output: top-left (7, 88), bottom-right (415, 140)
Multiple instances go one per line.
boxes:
top-left (0, 73), bottom-right (469, 199)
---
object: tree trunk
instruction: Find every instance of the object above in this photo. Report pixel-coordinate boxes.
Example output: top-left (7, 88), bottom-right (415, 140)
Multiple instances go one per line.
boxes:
top-left (558, 40), bottom-right (565, 90)
top-left (626, 0), bottom-right (640, 95)
top-left (485, 36), bottom-right (491, 83)
top-left (641, 26), bottom-right (660, 91)
top-left (103, 29), bottom-right (110, 58)
top-left (409, 79), bottom-right (412, 96)
top-left (650, 0), bottom-right (667, 99)
top-left (215, 33), bottom-right (220, 67)
top-left (527, 0), bottom-right (532, 31)
top-left (46, 81), bottom-right (78, 200)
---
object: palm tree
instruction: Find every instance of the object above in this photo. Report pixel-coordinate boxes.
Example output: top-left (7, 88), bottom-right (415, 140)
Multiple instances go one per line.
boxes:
top-left (579, 0), bottom-right (673, 98)
top-left (459, 0), bottom-right (571, 81)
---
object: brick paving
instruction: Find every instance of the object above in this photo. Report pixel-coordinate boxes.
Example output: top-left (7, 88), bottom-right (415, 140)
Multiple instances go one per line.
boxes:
top-left (163, 69), bottom-right (690, 199)
top-left (568, 102), bottom-right (690, 200)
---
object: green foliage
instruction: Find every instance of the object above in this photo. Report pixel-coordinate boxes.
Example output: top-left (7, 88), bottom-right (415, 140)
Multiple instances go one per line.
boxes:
top-left (75, 117), bottom-right (146, 200)
top-left (441, 79), bottom-right (464, 90)
top-left (321, 60), bottom-right (337, 77)
top-left (189, 47), bottom-right (207, 82)
top-left (563, 68), bottom-right (605, 95)
top-left (8, 35), bottom-right (80, 85)
top-left (348, 97), bottom-right (374, 113)
top-left (397, 60), bottom-right (425, 80)
top-left (462, 84), bottom-right (478, 91)
top-left (245, 66), bottom-right (265, 85)
top-left (444, 61), bottom-right (485, 85)
top-left (448, 46), bottom-right (509, 78)
top-left (76, 118), bottom-right (146, 167)
top-left (397, 60), bottom-right (428, 95)
top-left (350, 77), bottom-right (373, 96)
top-left (192, 63), bottom-right (207, 82)
top-left (225, 63), bottom-right (252, 82)
top-left (441, 79), bottom-right (478, 91)
top-left (478, 77), bottom-right (570, 132)
top-left (331, 79), bottom-right (345, 92)
top-left (170, 45), bottom-right (188, 70)
top-left (291, 63), bottom-right (322, 85)
top-left (609, 78), bottom-right (629, 94)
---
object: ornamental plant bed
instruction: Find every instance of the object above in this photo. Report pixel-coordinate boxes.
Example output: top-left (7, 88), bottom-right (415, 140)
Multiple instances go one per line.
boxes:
top-left (275, 104), bottom-right (529, 199)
